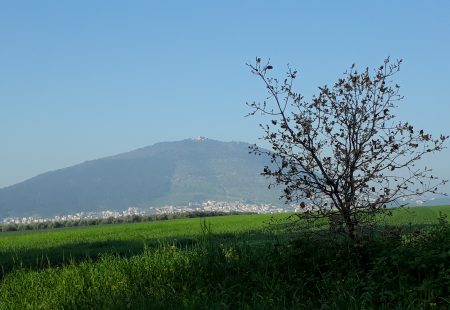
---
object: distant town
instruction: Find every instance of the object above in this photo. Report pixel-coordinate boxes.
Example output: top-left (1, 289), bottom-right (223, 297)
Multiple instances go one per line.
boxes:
top-left (2, 200), bottom-right (302, 225)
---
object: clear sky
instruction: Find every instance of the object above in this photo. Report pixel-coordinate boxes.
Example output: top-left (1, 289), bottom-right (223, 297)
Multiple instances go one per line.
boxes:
top-left (0, 0), bottom-right (449, 193)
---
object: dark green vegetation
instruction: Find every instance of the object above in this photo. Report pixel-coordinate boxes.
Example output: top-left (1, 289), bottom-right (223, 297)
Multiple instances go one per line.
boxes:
top-left (1, 206), bottom-right (450, 309)
top-left (0, 139), bottom-right (280, 218)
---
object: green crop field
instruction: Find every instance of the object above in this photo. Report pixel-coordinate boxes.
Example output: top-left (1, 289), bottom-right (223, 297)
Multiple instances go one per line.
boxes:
top-left (1, 206), bottom-right (450, 309)
top-left (386, 205), bottom-right (450, 225)
top-left (0, 213), bottom-right (276, 253)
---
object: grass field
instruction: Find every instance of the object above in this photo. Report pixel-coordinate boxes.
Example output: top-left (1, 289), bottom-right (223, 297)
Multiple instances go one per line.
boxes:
top-left (0, 214), bottom-right (278, 278)
top-left (1, 206), bottom-right (450, 309)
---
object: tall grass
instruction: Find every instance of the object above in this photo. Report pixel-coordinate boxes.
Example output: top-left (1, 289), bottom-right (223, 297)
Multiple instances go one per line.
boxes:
top-left (1, 206), bottom-right (450, 309)
top-left (0, 214), bottom-right (278, 277)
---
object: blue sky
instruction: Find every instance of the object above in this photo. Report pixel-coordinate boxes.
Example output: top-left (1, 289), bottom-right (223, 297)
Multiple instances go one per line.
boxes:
top-left (0, 0), bottom-right (449, 193)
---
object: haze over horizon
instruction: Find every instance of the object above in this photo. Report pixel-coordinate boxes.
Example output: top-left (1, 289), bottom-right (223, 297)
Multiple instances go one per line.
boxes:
top-left (1, 1), bottom-right (449, 195)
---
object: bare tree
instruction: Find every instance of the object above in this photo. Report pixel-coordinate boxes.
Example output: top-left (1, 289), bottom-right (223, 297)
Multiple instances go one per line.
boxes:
top-left (247, 57), bottom-right (448, 239)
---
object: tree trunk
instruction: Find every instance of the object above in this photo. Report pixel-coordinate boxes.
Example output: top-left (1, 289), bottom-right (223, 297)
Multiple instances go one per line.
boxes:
top-left (342, 210), bottom-right (357, 240)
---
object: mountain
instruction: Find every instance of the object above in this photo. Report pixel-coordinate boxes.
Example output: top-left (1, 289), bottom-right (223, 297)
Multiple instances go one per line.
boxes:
top-left (0, 138), bottom-right (281, 218)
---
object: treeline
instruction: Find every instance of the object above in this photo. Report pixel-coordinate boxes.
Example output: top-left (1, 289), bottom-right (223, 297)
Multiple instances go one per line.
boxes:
top-left (0, 211), bottom-right (254, 233)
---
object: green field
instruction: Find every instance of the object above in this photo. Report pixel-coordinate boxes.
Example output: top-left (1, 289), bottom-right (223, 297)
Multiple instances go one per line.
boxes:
top-left (0, 214), bottom-right (277, 275)
top-left (1, 206), bottom-right (450, 309)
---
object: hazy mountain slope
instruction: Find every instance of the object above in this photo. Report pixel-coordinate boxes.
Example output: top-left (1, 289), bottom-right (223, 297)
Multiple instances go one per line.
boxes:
top-left (0, 139), bottom-right (280, 218)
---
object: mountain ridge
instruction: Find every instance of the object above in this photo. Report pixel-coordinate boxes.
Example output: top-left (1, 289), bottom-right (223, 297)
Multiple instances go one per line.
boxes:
top-left (0, 138), bottom-right (281, 218)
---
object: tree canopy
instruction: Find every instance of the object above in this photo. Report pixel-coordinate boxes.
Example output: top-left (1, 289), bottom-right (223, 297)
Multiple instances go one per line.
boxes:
top-left (247, 57), bottom-right (448, 238)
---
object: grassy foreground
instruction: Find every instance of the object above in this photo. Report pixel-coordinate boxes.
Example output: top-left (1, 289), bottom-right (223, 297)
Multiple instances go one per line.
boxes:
top-left (1, 206), bottom-right (450, 309)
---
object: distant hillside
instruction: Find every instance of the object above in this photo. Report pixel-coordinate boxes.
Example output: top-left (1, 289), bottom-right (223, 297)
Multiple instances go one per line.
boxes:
top-left (0, 139), bottom-right (281, 218)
